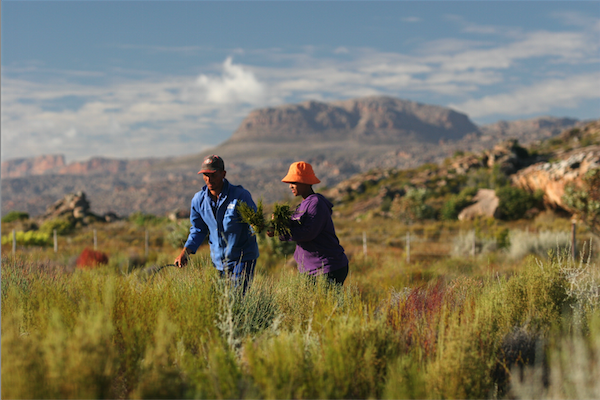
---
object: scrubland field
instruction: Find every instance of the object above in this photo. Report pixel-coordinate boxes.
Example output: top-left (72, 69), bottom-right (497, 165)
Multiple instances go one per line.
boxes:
top-left (2, 208), bottom-right (599, 399)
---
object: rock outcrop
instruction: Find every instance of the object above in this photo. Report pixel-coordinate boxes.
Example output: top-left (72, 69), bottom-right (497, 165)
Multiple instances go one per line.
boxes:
top-left (482, 139), bottom-right (537, 175)
top-left (39, 191), bottom-right (120, 223)
top-left (512, 146), bottom-right (600, 210)
top-left (458, 189), bottom-right (501, 221)
top-left (479, 117), bottom-right (581, 144)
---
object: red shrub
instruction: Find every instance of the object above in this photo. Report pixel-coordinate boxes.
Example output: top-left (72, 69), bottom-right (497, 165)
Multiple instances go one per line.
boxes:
top-left (76, 247), bottom-right (109, 269)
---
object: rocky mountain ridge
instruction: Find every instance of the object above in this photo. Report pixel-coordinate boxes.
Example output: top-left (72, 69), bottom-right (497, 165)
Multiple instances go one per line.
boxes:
top-left (1, 96), bottom-right (588, 218)
top-left (228, 96), bottom-right (479, 144)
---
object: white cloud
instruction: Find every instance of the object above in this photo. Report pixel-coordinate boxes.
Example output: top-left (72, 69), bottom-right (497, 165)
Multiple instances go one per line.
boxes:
top-left (196, 57), bottom-right (266, 105)
top-left (449, 72), bottom-right (600, 118)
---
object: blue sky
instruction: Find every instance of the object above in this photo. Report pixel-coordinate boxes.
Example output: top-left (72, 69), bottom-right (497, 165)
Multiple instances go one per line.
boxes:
top-left (2, 1), bottom-right (599, 162)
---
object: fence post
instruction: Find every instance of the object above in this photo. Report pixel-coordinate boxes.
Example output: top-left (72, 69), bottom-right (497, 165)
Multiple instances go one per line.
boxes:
top-left (93, 229), bottom-right (97, 250)
top-left (571, 216), bottom-right (577, 260)
top-left (406, 231), bottom-right (410, 264)
top-left (54, 229), bottom-right (58, 253)
top-left (145, 229), bottom-right (149, 258)
top-left (12, 229), bottom-right (16, 255)
top-left (363, 231), bottom-right (367, 257)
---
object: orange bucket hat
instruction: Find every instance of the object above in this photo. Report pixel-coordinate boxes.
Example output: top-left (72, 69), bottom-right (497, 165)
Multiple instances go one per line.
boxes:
top-left (281, 161), bottom-right (321, 185)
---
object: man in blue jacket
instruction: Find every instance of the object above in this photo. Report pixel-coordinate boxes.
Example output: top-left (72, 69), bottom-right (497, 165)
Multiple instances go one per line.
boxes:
top-left (174, 155), bottom-right (259, 292)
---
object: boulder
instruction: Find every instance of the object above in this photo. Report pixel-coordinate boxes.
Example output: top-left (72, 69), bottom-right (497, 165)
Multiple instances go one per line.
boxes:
top-left (39, 191), bottom-right (120, 224)
top-left (458, 189), bottom-right (500, 221)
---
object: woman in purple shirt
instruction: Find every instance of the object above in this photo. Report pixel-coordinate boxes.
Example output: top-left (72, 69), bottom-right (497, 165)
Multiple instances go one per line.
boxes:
top-left (268, 161), bottom-right (349, 285)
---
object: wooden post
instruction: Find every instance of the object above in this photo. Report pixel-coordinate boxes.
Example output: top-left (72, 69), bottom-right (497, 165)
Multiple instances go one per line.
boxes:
top-left (406, 231), bottom-right (410, 264)
top-left (362, 231), bottom-right (367, 257)
top-left (53, 229), bottom-right (58, 253)
top-left (571, 216), bottom-right (577, 261)
top-left (93, 229), bottom-right (97, 250)
top-left (12, 229), bottom-right (16, 255)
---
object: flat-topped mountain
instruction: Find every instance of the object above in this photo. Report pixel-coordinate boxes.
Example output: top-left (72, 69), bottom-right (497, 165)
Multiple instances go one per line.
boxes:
top-left (228, 96), bottom-right (479, 144)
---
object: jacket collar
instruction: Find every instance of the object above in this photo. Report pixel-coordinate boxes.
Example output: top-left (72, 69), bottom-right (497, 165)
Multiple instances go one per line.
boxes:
top-left (204, 178), bottom-right (230, 202)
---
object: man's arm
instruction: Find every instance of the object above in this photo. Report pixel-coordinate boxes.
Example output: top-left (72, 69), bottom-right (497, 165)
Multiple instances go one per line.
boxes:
top-left (174, 194), bottom-right (208, 267)
top-left (174, 247), bottom-right (190, 267)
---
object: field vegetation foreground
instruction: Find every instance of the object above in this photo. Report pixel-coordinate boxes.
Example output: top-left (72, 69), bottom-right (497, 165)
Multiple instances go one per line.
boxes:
top-left (2, 213), bottom-right (600, 399)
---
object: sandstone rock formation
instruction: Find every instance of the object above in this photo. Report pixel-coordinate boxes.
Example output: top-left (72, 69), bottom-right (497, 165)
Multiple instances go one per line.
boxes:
top-left (39, 191), bottom-right (120, 223)
top-left (512, 146), bottom-right (600, 210)
top-left (458, 189), bottom-right (501, 221)
top-left (1, 154), bottom-right (66, 178)
top-left (481, 139), bottom-right (536, 175)
top-left (479, 117), bottom-right (580, 144)
top-left (1, 155), bottom-right (157, 179)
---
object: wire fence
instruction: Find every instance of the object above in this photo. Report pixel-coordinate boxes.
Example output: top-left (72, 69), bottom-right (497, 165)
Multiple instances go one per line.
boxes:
top-left (343, 223), bottom-right (596, 264)
top-left (8, 228), bottom-right (152, 257)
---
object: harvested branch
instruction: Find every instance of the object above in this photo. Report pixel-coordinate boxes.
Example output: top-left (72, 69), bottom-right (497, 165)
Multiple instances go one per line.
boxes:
top-left (272, 202), bottom-right (293, 237)
top-left (237, 200), bottom-right (266, 234)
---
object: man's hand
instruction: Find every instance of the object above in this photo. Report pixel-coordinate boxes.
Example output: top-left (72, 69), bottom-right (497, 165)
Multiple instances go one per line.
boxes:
top-left (174, 249), bottom-right (189, 268)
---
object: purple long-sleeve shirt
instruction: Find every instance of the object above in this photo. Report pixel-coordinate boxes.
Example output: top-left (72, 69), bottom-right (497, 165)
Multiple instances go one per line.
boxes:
top-left (283, 193), bottom-right (348, 276)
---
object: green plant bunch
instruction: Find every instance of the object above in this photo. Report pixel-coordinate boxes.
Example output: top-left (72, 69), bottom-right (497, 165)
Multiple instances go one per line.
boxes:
top-left (237, 200), bottom-right (293, 237)
top-left (237, 200), bottom-right (266, 234)
top-left (271, 202), bottom-right (293, 237)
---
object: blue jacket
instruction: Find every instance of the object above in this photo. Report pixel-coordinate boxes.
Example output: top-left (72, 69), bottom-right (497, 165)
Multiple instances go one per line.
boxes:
top-left (184, 179), bottom-right (259, 270)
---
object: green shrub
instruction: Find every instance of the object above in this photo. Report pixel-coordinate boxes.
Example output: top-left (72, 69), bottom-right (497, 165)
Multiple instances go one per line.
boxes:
top-left (441, 187), bottom-right (478, 220)
top-left (563, 168), bottom-right (600, 236)
top-left (1, 230), bottom-right (51, 247)
top-left (128, 212), bottom-right (167, 227)
top-left (496, 186), bottom-right (542, 220)
top-left (39, 218), bottom-right (75, 235)
top-left (393, 188), bottom-right (436, 223)
top-left (1, 211), bottom-right (30, 223)
top-left (165, 219), bottom-right (192, 249)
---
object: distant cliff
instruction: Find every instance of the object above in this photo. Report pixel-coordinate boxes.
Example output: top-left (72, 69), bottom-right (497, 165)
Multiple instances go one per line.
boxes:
top-left (2, 155), bottom-right (159, 178)
top-left (228, 96), bottom-right (480, 144)
top-left (2, 154), bottom-right (66, 178)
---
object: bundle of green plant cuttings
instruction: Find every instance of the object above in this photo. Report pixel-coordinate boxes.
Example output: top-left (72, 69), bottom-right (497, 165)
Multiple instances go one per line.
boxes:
top-left (237, 200), bottom-right (293, 237)
top-left (271, 202), bottom-right (293, 237)
top-left (237, 199), bottom-right (266, 234)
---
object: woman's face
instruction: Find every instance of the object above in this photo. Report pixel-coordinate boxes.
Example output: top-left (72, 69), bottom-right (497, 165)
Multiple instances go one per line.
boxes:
top-left (289, 182), bottom-right (312, 198)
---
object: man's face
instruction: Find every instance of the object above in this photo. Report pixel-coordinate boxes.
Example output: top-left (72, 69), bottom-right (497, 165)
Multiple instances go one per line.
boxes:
top-left (203, 170), bottom-right (226, 194)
